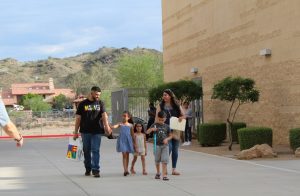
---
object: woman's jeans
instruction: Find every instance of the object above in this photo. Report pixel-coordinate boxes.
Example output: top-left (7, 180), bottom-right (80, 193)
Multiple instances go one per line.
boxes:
top-left (81, 133), bottom-right (102, 172)
top-left (169, 138), bottom-right (179, 169)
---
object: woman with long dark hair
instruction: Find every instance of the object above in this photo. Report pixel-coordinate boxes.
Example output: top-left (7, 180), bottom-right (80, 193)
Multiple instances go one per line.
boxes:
top-left (155, 89), bottom-right (184, 175)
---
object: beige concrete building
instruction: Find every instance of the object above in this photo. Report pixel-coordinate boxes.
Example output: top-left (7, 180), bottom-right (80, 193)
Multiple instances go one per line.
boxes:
top-left (162, 0), bottom-right (300, 144)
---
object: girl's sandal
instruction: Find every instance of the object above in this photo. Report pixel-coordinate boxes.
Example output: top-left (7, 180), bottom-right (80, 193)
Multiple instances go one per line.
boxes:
top-left (162, 176), bottom-right (169, 181)
top-left (155, 173), bottom-right (160, 179)
top-left (143, 171), bottom-right (148, 175)
top-left (130, 168), bottom-right (136, 175)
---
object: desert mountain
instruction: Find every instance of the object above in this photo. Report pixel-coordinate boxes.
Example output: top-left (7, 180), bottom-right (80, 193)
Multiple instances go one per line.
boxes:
top-left (0, 47), bottom-right (161, 90)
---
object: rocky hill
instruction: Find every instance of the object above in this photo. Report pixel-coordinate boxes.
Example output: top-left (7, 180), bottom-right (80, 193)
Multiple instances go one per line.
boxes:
top-left (0, 47), bottom-right (161, 89)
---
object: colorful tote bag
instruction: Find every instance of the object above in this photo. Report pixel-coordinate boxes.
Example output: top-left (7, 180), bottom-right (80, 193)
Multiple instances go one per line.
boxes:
top-left (66, 137), bottom-right (83, 161)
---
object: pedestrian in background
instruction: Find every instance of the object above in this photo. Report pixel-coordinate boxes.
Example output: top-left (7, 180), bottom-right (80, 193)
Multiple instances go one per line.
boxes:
top-left (182, 101), bottom-right (193, 146)
top-left (146, 102), bottom-right (156, 140)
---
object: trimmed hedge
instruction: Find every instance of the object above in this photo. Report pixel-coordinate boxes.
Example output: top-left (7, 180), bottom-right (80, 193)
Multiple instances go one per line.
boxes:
top-left (197, 122), bottom-right (226, 146)
top-left (231, 122), bottom-right (247, 143)
top-left (238, 127), bottom-right (272, 150)
top-left (289, 128), bottom-right (300, 151)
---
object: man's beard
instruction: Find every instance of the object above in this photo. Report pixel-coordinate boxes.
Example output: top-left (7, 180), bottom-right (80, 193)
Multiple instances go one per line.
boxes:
top-left (93, 97), bottom-right (99, 101)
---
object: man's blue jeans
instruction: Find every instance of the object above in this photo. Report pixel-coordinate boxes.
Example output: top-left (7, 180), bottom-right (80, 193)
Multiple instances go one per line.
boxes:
top-left (169, 139), bottom-right (179, 169)
top-left (81, 133), bottom-right (102, 172)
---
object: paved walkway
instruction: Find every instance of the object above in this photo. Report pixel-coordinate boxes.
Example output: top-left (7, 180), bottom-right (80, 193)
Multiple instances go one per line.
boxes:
top-left (1, 138), bottom-right (300, 196)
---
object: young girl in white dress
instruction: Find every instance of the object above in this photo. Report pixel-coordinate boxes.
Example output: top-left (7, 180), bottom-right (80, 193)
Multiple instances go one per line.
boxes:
top-left (130, 122), bottom-right (148, 175)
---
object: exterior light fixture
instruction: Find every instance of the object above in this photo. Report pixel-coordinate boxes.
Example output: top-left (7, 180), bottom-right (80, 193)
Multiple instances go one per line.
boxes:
top-left (259, 48), bottom-right (272, 56)
top-left (190, 67), bottom-right (198, 74)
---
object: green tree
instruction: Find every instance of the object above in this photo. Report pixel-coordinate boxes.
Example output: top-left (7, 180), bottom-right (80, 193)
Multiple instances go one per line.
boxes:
top-left (100, 90), bottom-right (111, 112)
top-left (19, 93), bottom-right (36, 107)
top-left (66, 72), bottom-right (90, 95)
top-left (22, 94), bottom-right (51, 112)
top-left (117, 53), bottom-right (163, 88)
top-left (53, 94), bottom-right (70, 110)
top-left (149, 80), bottom-right (202, 103)
top-left (211, 76), bottom-right (260, 150)
top-left (89, 64), bottom-right (113, 90)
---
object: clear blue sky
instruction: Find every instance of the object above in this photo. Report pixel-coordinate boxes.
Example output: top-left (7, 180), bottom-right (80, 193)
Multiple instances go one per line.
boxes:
top-left (0, 0), bottom-right (162, 61)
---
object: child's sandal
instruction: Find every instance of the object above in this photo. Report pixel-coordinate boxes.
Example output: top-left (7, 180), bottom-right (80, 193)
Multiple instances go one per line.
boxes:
top-left (155, 173), bottom-right (160, 179)
top-left (143, 171), bottom-right (148, 175)
top-left (162, 176), bottom-right (169, 181)
top-left (130, 168), bottom-right (136, 175)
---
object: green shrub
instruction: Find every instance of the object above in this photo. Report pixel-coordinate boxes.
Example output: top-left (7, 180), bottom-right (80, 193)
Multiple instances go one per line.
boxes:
top-left (231, 122), bottom-right (247, 143)
top-left (238, 127), bottom-right (272, 150)
top-left (289, 128), bottom-right (300, 151)
top-left (197, 122), bottom-right (226, 146)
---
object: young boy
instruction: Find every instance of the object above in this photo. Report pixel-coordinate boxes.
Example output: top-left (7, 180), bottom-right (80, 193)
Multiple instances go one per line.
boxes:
top-left (147, 111), bottom-right (172, 181)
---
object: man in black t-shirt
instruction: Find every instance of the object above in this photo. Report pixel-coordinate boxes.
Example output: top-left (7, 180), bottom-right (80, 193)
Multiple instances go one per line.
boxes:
top-left (74, 86), bottom-right (112, 178)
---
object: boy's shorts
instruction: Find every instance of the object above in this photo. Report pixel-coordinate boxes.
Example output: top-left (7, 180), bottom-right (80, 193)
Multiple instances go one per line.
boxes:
top-left (154, 144), bottom-right (169, 164)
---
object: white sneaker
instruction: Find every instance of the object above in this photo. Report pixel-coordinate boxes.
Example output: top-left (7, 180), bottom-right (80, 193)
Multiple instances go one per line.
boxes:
top-left (182, 142), bottom-right (188, 146)
top-left (186, 141), bottom-right (191, 146)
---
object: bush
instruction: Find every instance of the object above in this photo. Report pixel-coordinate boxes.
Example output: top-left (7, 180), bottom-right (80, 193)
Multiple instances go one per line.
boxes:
top-left (197, 122), bottom-right (226, 146)
top-left (231, 122), bottom-right (247, 143)
top-left (238, 127), bottom-right (272, 150)
top-left (289, 128), bottom-right (300, 151)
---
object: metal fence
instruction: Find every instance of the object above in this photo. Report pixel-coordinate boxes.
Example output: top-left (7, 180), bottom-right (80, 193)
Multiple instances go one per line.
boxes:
top-left (0, 110), bottom-right (76, 137)
top-left (110, 88), bottom-right (203, 135)
top-left (111, 88), bottom-right (149, 125)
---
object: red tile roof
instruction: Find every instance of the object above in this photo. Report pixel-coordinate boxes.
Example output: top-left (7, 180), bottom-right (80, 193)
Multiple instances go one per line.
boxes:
top-left (11, 83), bottom-right (55, 95)
top-left (1, 79), bottom-right (75, 106)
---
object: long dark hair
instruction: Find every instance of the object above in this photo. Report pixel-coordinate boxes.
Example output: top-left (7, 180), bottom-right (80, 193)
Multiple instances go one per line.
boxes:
top-left (160, 89), bottom-right (181, 116)
top-left (123, 111), bottom-right (134, 124)
top-left (133, 123), bottom-right (145, 134)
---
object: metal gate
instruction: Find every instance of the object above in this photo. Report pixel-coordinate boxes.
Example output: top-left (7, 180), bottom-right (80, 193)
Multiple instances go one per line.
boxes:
top-left (111, 88), bottom-right (149, 125)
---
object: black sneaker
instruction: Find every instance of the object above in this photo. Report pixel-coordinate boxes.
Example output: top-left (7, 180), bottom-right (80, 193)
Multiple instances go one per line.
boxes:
top-left (85, 170), bottom-right (91, 176)
top-left (92, 170), bottom-right (100, 178)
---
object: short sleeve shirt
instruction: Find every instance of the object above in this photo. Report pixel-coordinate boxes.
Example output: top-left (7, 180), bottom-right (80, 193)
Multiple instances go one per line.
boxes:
top-left (0, 100), bottom-right (10, 127)
top-left (150, 123), bottom-right (171, 145)
top-left (76, 99), bottom-right (106, 134)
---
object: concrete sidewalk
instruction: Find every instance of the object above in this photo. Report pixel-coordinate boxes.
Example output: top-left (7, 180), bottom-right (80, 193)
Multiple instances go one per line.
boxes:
top-left (1, 138), bottom-right (300, 196)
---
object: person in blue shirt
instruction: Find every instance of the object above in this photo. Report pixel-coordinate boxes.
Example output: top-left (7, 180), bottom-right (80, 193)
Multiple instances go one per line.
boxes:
top-left (0, 99), bottom-right (23, 147)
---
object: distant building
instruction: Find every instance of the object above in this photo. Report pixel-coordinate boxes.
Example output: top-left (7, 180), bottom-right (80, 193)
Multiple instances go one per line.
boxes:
top-left (0, 78), bottom-right (75, 106)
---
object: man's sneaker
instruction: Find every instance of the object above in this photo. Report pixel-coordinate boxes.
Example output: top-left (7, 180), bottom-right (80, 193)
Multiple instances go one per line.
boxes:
top-left (92, 170), bottom-right (100, 178)
top-left (186, 141), bottom-right (191, 146)
top-left (85, 170), bottom-right (91, 176)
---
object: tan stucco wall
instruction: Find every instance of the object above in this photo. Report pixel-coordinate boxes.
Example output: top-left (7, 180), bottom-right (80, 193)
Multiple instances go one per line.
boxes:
top-left (162, 0), bottom-right (300, 144)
